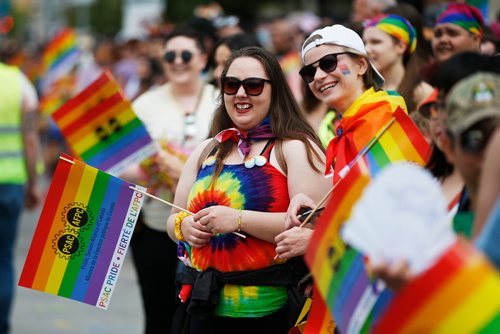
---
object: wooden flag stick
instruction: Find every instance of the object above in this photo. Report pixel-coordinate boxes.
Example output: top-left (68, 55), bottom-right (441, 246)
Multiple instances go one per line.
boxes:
top-left (129, 186), bottom-right (246, 239)
top-left (130, 186), bottom-right (195, 214)
top-left (59, 156), bottom-right (75, 164)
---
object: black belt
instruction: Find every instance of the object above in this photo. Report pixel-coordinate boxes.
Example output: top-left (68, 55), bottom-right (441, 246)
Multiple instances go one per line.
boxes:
top-left (178, 257), bottom-right (308, 318)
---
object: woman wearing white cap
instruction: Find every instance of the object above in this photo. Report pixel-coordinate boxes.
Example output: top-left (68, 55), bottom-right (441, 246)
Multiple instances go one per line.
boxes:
top-left (275, 24), bottom-right (408, 259)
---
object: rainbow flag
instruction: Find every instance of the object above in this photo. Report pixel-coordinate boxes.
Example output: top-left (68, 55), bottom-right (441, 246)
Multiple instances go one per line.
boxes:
top-left (42, 28), bottom-right (80, 75)
top-left (51, 71), bottom-right (156, 176)
top-left (19, 154), bottom-right (146, 309)
top-left (302, 286), bottom-right (336, 334)
top-left (374, 239), bottom-right (500, 333)
top-left (306, 166), bottom-right (373, 333)
top-left (305, 109), bottom-right (430, 333)
top-left (361, 107), bottom-right (429, 175)
top-left (40, 28), bottom-right (81, 94)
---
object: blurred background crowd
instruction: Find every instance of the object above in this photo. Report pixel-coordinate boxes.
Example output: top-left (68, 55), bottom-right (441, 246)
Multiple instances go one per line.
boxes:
top-left (1, 1), bottom-right (500, 334)
top-left (0, 0), bottom-right (499, 175)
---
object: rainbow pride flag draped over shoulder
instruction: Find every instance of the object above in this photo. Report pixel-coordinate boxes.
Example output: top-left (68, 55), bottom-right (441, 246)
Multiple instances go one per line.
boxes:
top-left (305, 107), bottom-right (430, 333)
top-left (19, 154), bottom-right (146, 309)
top-left (374, 239), bottom-right (500, 333)
top-left (51, 71), bottom-right (156, 175)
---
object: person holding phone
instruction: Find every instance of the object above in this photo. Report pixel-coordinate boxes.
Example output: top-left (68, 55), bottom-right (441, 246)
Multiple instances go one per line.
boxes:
top-left (275, 24), bottom-right (407, 259)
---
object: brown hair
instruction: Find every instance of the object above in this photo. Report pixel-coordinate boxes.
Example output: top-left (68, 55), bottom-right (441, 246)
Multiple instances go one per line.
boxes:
top-left (343, 50), bottom-right (383, 91)
top-left (209, 46), bottom-right (324, 183)
top-left (385, 34), bottom-right (424, 111)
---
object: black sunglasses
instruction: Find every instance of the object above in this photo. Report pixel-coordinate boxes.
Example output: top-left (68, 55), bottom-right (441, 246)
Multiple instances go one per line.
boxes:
top-left (222, 77), bottom-right (271, 96)
top-left (163, 50), bottom-right (193, 64)
top-left (458, 125), bottom-right (496, 154)
top-left (419, 102), bottom-right (438, 120)
top-left (299, 52), bottom-right (350, 83)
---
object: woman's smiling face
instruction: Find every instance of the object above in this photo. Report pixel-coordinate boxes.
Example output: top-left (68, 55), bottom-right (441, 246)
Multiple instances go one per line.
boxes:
top-left (223, 56), bottom-right (272, 130)
top-left (162, 36), bottom-right (206, 84)
top-left (303, 44), bottom-right (367, 113)
top-left (363, 26), bottom-right (405, 74)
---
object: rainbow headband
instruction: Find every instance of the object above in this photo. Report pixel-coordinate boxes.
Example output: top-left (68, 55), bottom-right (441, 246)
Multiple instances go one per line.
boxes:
top-left (436, 3), bottom-right (484, 37)
top-left (366, 14), bottom-right (417, 54)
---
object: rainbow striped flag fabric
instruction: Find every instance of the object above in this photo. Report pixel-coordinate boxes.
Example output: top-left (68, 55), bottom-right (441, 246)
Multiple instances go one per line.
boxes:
top-left (305, 108), bottom-right (430, 332)
top-left (306, 166), bottom-right (374, 333)
top-left (41, 28), bottom-right (81, 94)
top-left (374, 239), bottom-right (500, 333)
top-left (51, 71), bottom-right (156, 176)
top-left (19, 154), bottom-right (146, 309)
top-left (302, 285), bottom-right (336, 334)
top-left (361, 107), bottom-right (429, 175)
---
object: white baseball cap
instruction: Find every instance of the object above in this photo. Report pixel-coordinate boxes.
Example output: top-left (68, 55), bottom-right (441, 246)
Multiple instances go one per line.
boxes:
top-left (301, 24), bottom-right (385, 86)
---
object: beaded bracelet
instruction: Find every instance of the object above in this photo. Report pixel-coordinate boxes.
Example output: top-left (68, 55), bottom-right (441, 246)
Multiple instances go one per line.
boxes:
top-left (174, 211), bottom-right (190, 242)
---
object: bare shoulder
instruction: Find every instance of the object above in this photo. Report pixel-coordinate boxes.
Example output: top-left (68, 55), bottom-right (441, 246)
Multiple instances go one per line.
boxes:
top-left (281, 138), bottom-right (323, 156)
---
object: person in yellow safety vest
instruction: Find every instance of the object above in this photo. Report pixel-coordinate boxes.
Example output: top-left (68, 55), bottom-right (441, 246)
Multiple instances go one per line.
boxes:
top-left (0, 61), bottom-right (41, 334)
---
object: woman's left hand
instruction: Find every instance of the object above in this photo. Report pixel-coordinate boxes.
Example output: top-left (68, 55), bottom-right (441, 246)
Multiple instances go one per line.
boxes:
top-left (194, 206), bottom-right (240, 235)
top-left (274, 227), bottom-right (313, 259)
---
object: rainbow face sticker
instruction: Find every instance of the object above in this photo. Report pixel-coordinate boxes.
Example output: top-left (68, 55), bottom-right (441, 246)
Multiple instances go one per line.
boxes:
top-left (338, 64), bottom-right (351, 75)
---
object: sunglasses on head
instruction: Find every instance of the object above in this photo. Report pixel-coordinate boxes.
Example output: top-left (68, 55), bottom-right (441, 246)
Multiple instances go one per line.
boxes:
top-left (299, 52), bottom-right (350, 83)
top-left (163, 50), bottom-right (193, 64)
top-left (222, 77), bottom-right (271, 96)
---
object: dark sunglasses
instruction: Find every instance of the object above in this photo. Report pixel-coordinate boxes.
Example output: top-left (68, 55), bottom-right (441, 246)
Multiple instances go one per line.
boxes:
top-left (299, 52), bottom-right (350, 83)
top-left (419, 102), bottom-right (438, 120)
top-left (163, 50), bottom-right (193, 64)
top-left (458, 125), bottom-right (496, 154)
top-left (222, 76), bottom-right (271, 96)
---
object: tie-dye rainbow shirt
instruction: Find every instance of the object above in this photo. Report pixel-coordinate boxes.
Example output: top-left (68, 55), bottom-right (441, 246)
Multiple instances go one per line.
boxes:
top-left (184, 144), bottom-right (290, 317)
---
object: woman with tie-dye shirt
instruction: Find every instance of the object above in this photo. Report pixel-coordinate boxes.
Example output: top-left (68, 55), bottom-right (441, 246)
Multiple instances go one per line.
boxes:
top-left (166, 46), bottom-right (329, 334)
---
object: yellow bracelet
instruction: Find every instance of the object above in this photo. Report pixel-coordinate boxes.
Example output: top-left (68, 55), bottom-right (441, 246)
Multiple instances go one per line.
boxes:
top-left (174, 211), bottom-right (190, 242)
top-left (236, 209), bottom-right (242, 233)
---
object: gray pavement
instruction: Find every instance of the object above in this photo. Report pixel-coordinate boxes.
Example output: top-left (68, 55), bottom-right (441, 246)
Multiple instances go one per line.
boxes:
top-left (11, 199), bottom-right (144, 334)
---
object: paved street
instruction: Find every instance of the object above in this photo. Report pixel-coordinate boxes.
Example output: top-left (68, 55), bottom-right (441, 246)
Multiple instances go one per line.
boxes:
top-left (10, 198), bottom-right (144, 334)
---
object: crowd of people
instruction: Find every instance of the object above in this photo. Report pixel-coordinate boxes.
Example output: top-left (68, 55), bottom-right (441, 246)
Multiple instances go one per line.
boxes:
top-left (1, 1), bottom-right (500, 334)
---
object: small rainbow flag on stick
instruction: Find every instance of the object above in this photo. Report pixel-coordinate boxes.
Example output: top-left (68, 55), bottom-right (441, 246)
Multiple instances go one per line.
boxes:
top-left (41, 28), bottom-right (80, 94)
top-left (305, 108), bottom-right (430, 332)
top-left (19, 154), bottom-right (146, 309)
top-left (306, 166), bottom-right (375, 333)
top-left (374, 239), bottom-right (500, 333)
top-left (361, 107), bottom-right (429, 175)
top-left (51, 71), bottom-right (156, 175)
